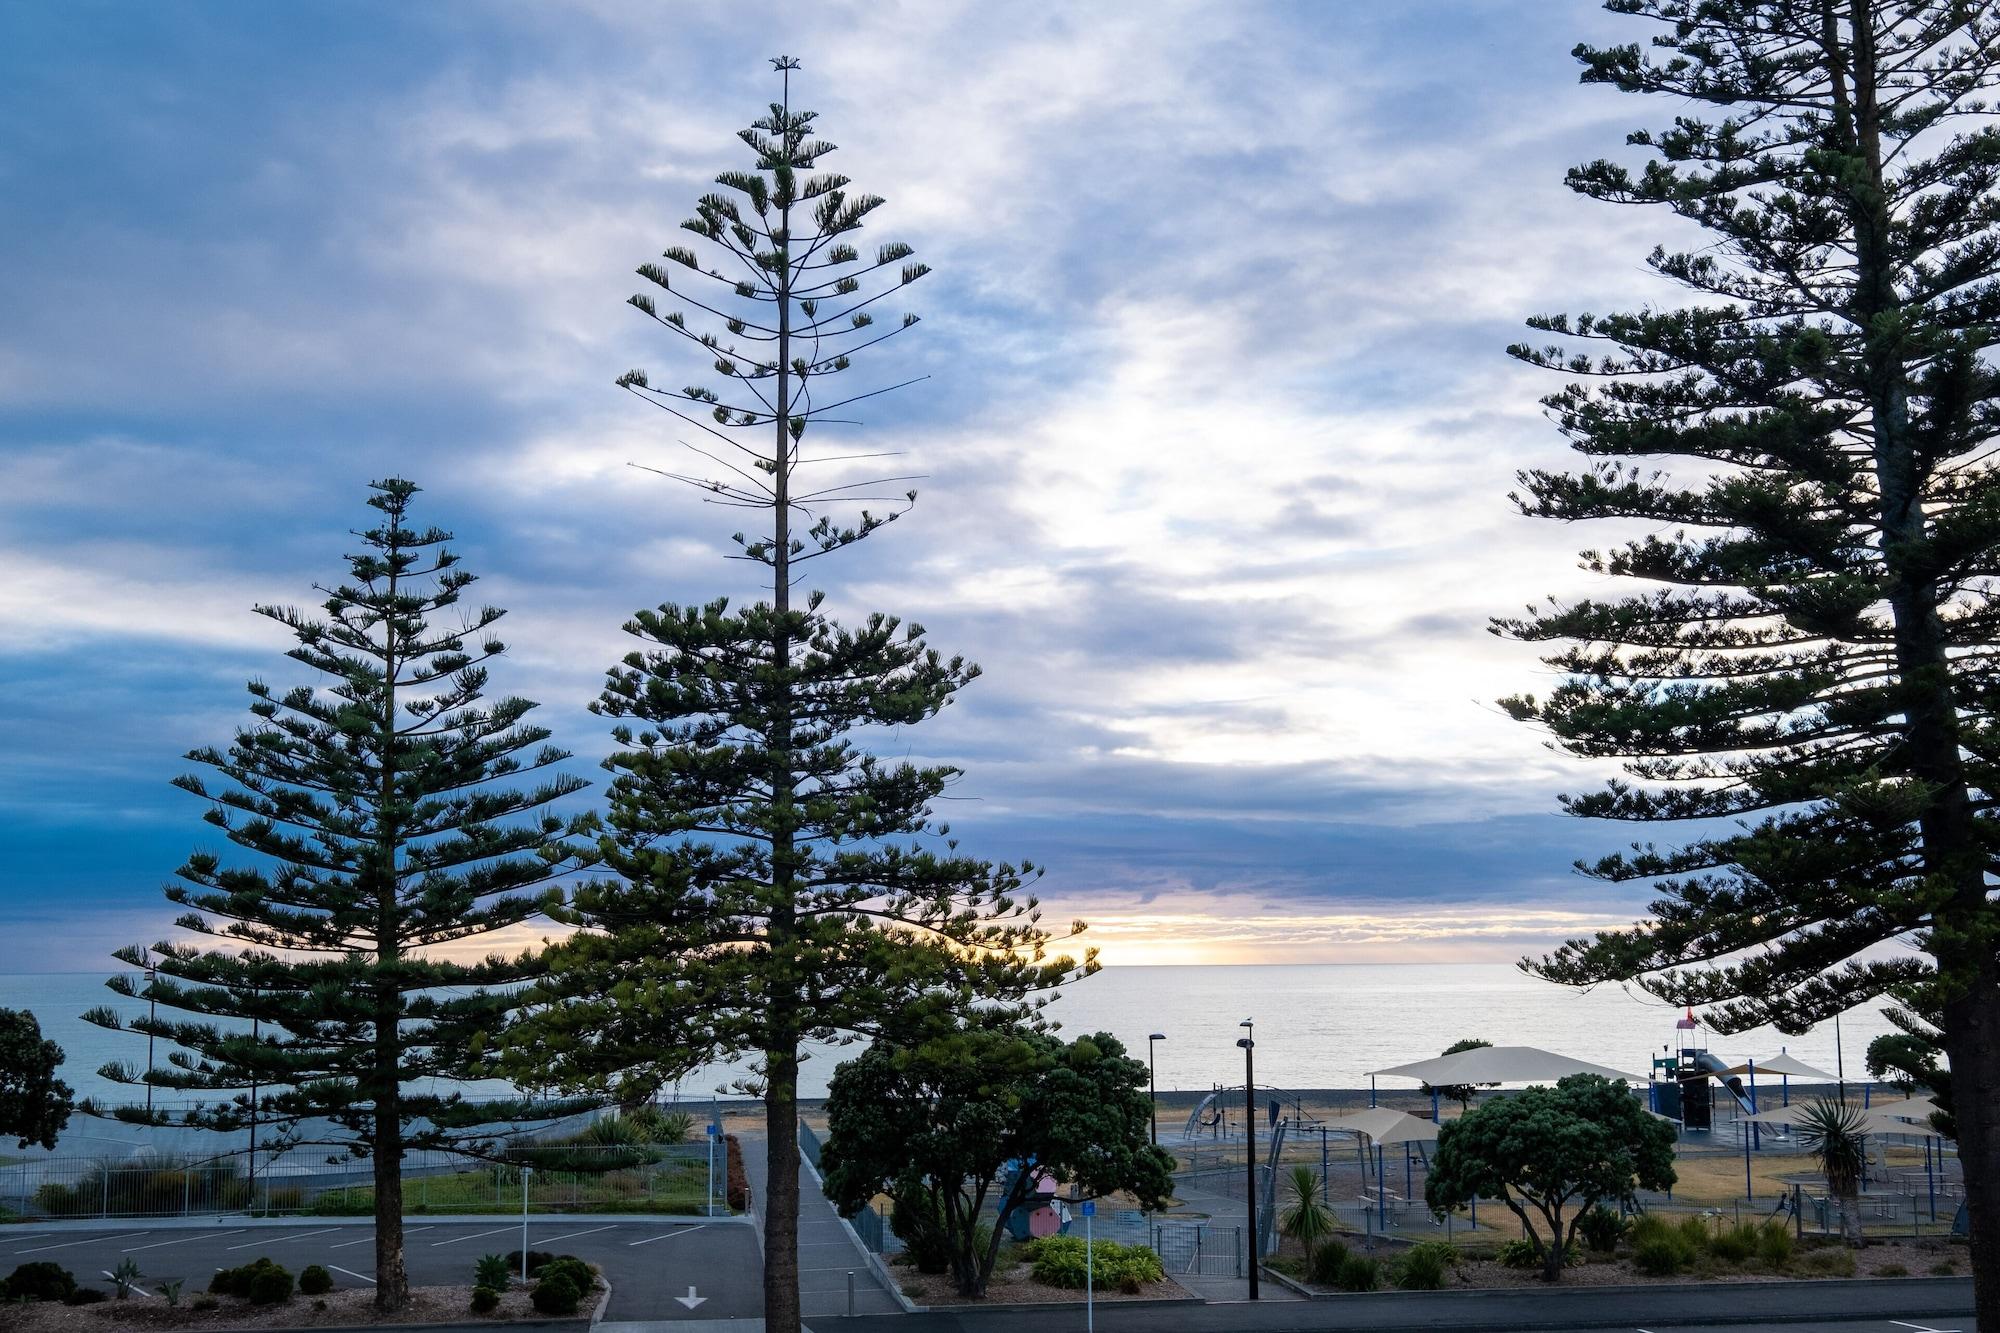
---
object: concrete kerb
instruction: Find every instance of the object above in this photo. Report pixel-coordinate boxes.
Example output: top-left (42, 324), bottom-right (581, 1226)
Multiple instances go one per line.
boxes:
top-left (1, 1213), bottom-right (748, 1232)
top-left (889, 1294), bottom-right (1205, 1317)
top-left (1225, 1273), bottom-right (1974, 1331)
top-left (591, 1277), bottom-right (614, 1326)
top-left (797, 1145), bottom-right (918, 1315)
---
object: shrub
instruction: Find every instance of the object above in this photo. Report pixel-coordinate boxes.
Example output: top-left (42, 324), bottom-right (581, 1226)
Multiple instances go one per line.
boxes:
top-left (889, 1188), bottom-right (953, 1274)
top-left (470, 1285), bottom-right (501, 1314)
top-left (1756, 1222), bottom-right (1795, 1268)
top-left (4, 1261), bottom-right (78, 1302)
top-left (1576, 1206), bottom-right (1628, 1253)
top-left (1632, 1226), bottom-right (1698, 1277)
top-left (1498, 1236), bottom-right (1579, 1270)
top-left (192, 1294), bottom-right (220, 1312)
top-left (1334, 1252), bottom-right (1381, 1292)
top-left (1801, 1248), bottom-right (1857, 1277)
top-left (475, 1252), bottom-right (512, 1292)
top-left (1930, 1259), bottom-right (1958, 1276)
top-left (626, 1105), bottom-right (694, 1144)
top-left (1307, 1235), bottom-right (1350, 1287)
top-left (249, 1264), bottom-right (295, 1305)
top-left (541, 1256), bottom-right (595, 1293)
top-left (63, 1287), bottom-right (108, 1305)
top-left (299, 1264), bottom-right (333, 1296)
top-left (161, 1278), bottom-right (185, 1308)
top-left (112, 1257), bottom-right (143, 1299)
top-left (1023, 1235), bottom-right (1162, 1291)
top-left (531, 1272), bottom-right (581, 1316)
top-left (724, 1134), bottom-right (750, 1211)
top-left (1879, 1262), bottom-right (1910, 1277)
top-left (1392, 1240), bottom-right (1454, 1291)
top-left (1709, 1223), bottom-right (1759, 1264)
top-left (211, 1257), bottom-right (294, 1302)
top-left (505, 1250), bottom-right (556, 1277)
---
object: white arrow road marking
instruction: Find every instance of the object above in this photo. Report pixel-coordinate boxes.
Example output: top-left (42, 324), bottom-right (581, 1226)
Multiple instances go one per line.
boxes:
top-left (629, 1224), bottom-right (708, 1246)
top-left (328, 1265), bottom-right (375, 1285)
top-left (431, 1225), bottom-right (516, 1246)
top-left (12, 1232), bottom-right (147, 1254)
top-left (531, 1224), bottom-right (614, 1246)
top-left (226, 1227), bottom-right (338, 1250)
top-left (123, 1229), bottom-right (246, 1252)
top-left (103, 1271), bottom-right (152, 1298)
top-left (674, 1285), bottom-right (707, 1310)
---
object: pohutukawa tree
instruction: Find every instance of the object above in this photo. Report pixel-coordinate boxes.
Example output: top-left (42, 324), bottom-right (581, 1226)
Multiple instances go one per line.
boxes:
top-left (86, 479), bottom-right (592, 1312)
top-left (498, 58), bottom-right (1089, 1333)
top-left (1494, 0), bottom-right (2000, 1315)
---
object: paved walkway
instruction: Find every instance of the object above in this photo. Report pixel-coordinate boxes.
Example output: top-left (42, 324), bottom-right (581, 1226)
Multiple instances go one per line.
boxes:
top-left (739, 1128), bottom-right (903, 1321)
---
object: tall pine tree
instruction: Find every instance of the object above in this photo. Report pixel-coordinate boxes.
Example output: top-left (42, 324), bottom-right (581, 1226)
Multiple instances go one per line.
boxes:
top-left (85, 479), bottom-right (591, 1311)
top-left (501, 59), bottom-right (1088, 1333)
top-left (1495, 1), bottom-right (2000, 1315)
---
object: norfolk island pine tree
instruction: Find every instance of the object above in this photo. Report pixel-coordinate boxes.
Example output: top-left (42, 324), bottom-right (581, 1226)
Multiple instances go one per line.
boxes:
top-left (1493, 1), bottom-right (2000, 1318)
top-left (496, 59), bottom-right (1089, 1333)
top-left (82, 480), bottom-right (595, 1312)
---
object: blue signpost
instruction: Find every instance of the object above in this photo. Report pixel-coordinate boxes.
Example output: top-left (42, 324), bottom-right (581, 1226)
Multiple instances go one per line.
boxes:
top-left (1082, 1200), bottom-right (1096, 1333)
top-left (707, 1122), bottom-right (720, 1218)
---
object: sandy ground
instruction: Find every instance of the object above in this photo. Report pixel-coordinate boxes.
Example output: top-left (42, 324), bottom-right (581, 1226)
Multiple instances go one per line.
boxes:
top-left (0, 1285), bottom-right (562, 1330)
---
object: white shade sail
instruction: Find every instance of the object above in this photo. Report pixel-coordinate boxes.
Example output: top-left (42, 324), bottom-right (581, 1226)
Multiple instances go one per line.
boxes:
top-left (1320, 1107), bottom-right (1440, 1146)
top-left (1743, 1101), bottom-right (1942, 1137)
top-left (1370, 1045), bottom-right (1637, 1085)
top-left (1712, 1053), bottom-right (1836, 1081)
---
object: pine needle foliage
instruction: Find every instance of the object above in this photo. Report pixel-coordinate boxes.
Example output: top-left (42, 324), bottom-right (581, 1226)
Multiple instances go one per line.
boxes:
top-left (500, 59), bottom-right (1088, 1333)
top-left (1493, 1), bottom-right (2000, 1316)
top-left (84, 479), bottom-right (593, 1310)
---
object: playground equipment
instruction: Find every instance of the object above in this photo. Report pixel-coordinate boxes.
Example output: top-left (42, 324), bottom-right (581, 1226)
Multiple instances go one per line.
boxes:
top-left (1650, 1008), bottom-right (1754, 1130)
top-left (997, 1160), bottom-right (1071, 1240)
top-left (1177, 1085), bottom-right (1322, 1143)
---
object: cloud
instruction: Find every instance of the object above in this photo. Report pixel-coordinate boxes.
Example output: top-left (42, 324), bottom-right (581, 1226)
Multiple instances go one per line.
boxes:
top-left (0, 0), bottom-right (1701, 969)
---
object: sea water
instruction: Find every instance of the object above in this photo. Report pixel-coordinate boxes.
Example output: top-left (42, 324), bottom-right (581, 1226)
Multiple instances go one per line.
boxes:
top-left (0, 963), bottom-right (1894, 1156)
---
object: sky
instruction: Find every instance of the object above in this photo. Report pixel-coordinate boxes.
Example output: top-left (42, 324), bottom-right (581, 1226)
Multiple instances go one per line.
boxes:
top-left (0, 0), bottom-right (1711, 973)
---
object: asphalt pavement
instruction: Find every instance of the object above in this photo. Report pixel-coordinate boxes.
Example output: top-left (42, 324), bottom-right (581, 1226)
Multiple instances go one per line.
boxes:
top-left (0, 1217), bottom-right (762, 1322)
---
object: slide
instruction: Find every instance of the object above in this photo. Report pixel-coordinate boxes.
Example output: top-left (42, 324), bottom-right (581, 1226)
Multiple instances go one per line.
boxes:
top-left (1691, 1051), bottom-right (1756, 1116)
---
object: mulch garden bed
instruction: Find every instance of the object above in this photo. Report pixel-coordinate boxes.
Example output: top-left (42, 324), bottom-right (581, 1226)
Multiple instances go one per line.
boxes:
top-left (0, 1285), bottom-right (565, 1330)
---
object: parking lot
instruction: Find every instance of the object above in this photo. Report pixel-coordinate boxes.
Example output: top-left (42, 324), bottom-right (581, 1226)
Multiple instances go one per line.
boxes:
top-left (1, 1218), bottom-right (763, 1321)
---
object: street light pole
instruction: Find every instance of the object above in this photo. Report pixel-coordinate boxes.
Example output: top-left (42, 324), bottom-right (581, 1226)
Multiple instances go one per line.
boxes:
top-left (1237, 1019), bottom-right (1258, 1301)
top-left (1148, 1033), bottom-right (1166, 1147)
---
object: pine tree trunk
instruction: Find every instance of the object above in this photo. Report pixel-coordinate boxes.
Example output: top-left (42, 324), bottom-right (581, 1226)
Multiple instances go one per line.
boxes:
top-left (373, 1110), bottom-right (408, 1311)
top-left (762, 1044), bottom-right (802, 1333)
top-left (1944, 974), bottom-right (2000, 1316)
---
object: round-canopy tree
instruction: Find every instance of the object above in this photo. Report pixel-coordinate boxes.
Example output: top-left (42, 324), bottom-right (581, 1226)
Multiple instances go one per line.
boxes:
top-left (1425, 1074), bottom-right (1676, 1282)
top-left (0, 1008), bottom-right (72, 1150)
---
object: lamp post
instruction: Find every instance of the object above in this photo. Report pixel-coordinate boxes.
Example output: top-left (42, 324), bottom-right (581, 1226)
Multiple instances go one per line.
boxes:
top-left (1237, 1020), bottom-right (1258, 1300)
top-left (1148, 1033), bottom-right (1166, 1147)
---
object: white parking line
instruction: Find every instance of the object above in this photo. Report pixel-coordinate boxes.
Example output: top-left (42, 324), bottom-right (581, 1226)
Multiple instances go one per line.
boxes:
top-left (225, 1227), bottom-right (339, 1250)
top-left (630, 1225), bottom-right (708, 1246)
top-left (329, 1224), bottom-right (430, 1249)
top-left (12, 1232), bottom-right (148, 1255)
top-left (430, 1225), bottom-right (515, 1247)
top-left (328, 1264), bottom-right (375, 1285)
top-left (103, 1270), bottom-right (151, 1298)
top-left (532, 1224), bottom-right (615, 1246)
top-left (123, 1229), bottom-right (247, 1252)
top-left (1890, 1322), bottom-right (1963, 1333)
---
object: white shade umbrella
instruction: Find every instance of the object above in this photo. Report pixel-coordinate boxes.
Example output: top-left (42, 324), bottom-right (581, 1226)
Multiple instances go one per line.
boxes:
top-left (1320, 1107), bottom-right (1439, 1146)
top-left (1868, 1094), bottom-right (1939, 1122)
top-left (1370, 1045), bottom-right (1638, 1085)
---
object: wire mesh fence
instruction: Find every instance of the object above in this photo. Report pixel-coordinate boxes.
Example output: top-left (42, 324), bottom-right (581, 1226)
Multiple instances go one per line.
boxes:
top-left (2, 1142), bottom-right (718, 1221)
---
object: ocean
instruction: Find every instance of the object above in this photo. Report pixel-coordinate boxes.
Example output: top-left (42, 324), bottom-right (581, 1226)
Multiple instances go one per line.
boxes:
top-left (1, 963), bottom-right (1894, 1157)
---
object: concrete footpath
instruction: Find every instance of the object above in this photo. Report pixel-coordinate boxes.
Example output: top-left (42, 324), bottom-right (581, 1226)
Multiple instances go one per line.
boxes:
top-left (853, 1274), bottom-right (1976, 1333)
top-left (738, 1130), bottom-right (903, 1321)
